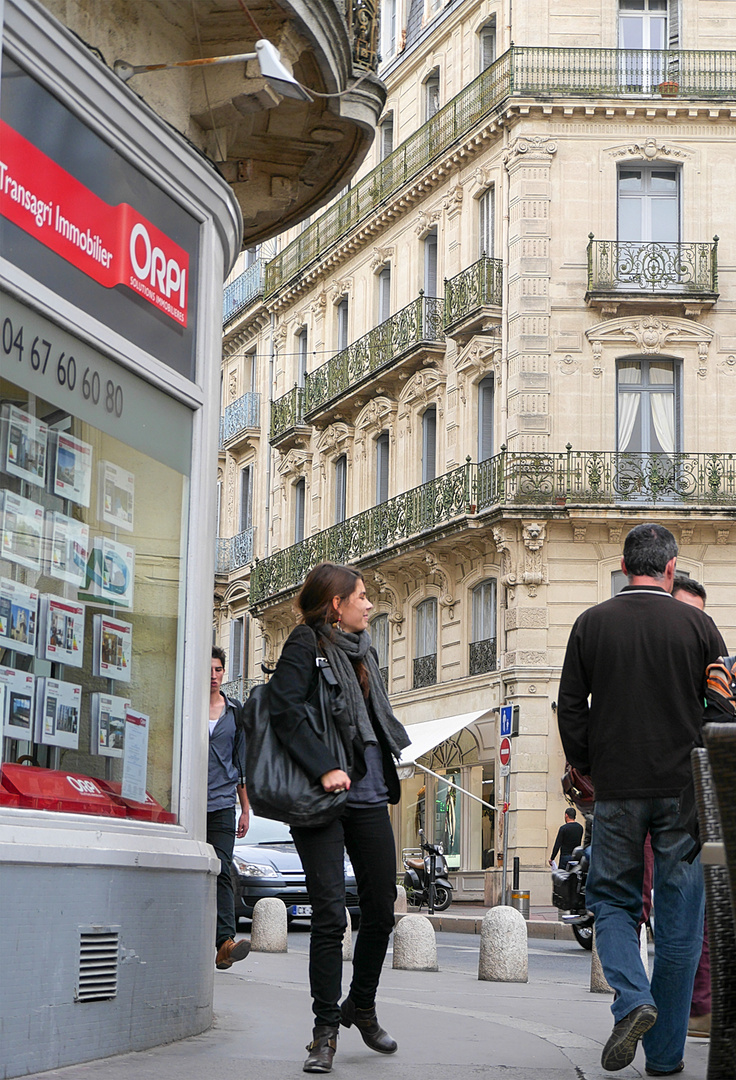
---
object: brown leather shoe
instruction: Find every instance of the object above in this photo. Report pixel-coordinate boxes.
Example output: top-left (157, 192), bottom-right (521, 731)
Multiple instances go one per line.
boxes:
top-left (215, 937), bottom-right (251, 970)
top-left (687, 1013), bottom-right (711, 1038)
top-left (303, 1026), bottom-right (338, 1072)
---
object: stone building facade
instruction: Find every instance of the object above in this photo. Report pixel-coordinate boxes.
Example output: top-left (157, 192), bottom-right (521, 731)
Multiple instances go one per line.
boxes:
top-left (216, 0), bottom-right (736, 904)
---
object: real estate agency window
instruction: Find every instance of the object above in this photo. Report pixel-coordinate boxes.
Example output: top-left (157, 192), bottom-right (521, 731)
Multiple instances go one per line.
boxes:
top-left (0, 304), bottom-right (190, 821)
top-left (617, 358), bottom-right (679, 454)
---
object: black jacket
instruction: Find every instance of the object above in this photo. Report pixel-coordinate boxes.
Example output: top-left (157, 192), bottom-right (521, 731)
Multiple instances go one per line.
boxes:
top-left (558, 585), bottom-right (726, 800)
top-left (268, 624), bottom-right (401, 803)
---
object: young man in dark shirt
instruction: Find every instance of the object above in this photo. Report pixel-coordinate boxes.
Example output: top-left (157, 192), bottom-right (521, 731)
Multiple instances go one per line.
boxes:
top-left (549, 808), bottom-right (584, 869)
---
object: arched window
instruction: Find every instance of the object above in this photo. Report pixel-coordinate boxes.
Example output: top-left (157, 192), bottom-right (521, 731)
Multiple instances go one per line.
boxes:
top-left (479, 19), bottom-right (496, 72)
top-left (380, 114), bottom-right (394, 160)
top-left (414, 598), bottom-right (437, 688)
top-left (424, 69), bottom-right (440, 121)
top-left (371, 613), bottom-right (390, 690)
top-left (470, 579), bottom-right (497, 675)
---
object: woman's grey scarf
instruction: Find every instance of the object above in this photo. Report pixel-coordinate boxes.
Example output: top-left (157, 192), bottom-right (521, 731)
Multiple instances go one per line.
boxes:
top-left (315, 623), bottom-right (410, 757)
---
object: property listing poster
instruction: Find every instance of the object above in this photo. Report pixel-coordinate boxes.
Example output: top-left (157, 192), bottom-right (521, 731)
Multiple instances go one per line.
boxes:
top-left (1, 404), bottom-right (47, 487)
top-left (34, 677), bottom-right (82, 750)
top-left (0, 577), bottom-right (39, 657)
top-left (90, 693), bottom-right (130, 758)
top-left (92, 614), bottom-right (132, 682)
top-left (47, 511), bottom-right (90, 586)
top-left (98, 460), bottom-right (134, 531)
top-left (48, 431), bottom-right (93, 506)
top-left (121, 708), bottom-right (149, 802)
top-left (0, 666), bottom-right (35, 739)
top-left (39, 597), bottom-right (85, 668)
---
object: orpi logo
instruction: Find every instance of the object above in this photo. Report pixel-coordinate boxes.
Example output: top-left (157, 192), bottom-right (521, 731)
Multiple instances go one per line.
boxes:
top-left (67, 776), bottom-right (103, 796)
top-left (128, 220), bottom-right (188, 322)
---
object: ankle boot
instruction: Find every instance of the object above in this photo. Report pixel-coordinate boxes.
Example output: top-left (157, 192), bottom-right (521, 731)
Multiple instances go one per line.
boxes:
top-left (340, 996), bottom-right (398, 1054)
top-left (303, 1025), bottom-right (339, 1073)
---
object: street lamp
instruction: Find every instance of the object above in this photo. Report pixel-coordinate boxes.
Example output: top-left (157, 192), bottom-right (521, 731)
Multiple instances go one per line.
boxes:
top-left (113, 39), bottom-right (312, 102)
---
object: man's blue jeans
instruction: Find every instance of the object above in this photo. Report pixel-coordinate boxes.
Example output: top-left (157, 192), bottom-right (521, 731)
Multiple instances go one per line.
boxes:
top-left (586, 797), bottom-right (704, 1073)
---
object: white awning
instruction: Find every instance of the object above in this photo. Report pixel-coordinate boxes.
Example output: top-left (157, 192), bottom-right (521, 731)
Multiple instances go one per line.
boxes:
top-left (398, 710), bottom-right (492, 765)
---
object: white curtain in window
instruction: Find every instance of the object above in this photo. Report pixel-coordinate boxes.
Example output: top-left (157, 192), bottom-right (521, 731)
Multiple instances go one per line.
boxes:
top-left (649, 361), bottom-right (675, 453)
top-left (618, 394), bottom-right (640, 451)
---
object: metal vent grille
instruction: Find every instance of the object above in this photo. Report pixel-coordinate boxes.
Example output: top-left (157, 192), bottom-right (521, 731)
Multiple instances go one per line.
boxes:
top-left (77, 929), bottom-right (119, 1002)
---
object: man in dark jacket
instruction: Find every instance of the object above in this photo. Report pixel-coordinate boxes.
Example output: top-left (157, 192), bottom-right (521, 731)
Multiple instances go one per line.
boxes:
top-left (549, 808), bottom-right (584, 869)
top-left (557, 524), bottom-right (724, 1075)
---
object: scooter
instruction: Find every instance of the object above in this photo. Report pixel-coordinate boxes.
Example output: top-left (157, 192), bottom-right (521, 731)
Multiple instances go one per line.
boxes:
top-left (402, 829), bottom-right (453, 912)
top-left (551, 844), bottom-right (594, 950)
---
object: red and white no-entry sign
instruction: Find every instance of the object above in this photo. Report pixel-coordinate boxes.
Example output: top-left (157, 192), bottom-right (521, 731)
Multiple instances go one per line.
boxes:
top-left (499, 737), bottom-right (512, 766)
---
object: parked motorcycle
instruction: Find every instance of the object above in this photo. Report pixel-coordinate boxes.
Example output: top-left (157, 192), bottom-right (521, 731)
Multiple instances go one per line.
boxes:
top-left (402, 829), bottom-right (453, 912)
top-left (551, 844), bottom-right (594, 950)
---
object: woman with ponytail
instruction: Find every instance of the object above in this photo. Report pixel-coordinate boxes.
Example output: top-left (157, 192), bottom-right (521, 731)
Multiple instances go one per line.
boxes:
top-left (267, 562), bottom-right (409, 1073)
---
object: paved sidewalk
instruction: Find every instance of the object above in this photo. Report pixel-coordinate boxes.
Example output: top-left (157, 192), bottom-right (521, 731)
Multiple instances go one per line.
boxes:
top-left (29, 926), bottom-right (710, 1080)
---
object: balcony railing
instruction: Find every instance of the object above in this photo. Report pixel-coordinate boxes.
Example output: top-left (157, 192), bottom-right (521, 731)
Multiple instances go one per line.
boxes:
top-left (305, 295), bottom-right (444, 416)
top-left (220, 393), bottom-right (261, 446)
top-left (444, 257), bottom-right (503, 329)
top-left (223, 258), bottom-right (266, 324)
top-left (476, 448), bottom-right (736, 510)
top-left (413, 654), bottom-right (437, 689)
top-left (265, 46), bottom-right (736, 294)
top-left (587, 237), bottom-right (719, 294)
top-left (270, 385), bottom-right (306, 443)
top-left (222, 677), bottom-right (264, 701)
top-left (216, 528), bottom-right (255, 573)
top-left (251, 464), bottom-right (471, 602)
top-left (250, 450), bottom-right (736, 605)
top-left (469, 638), bottom-right (497, 676)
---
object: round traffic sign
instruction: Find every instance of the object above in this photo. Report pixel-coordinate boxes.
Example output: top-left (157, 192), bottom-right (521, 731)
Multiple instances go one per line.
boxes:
top-left (499, 736), bottom-right (511, 766)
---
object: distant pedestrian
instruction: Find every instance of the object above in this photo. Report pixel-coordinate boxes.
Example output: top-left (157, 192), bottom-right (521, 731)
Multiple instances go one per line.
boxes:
top-left (557, 524), bottom-right (723, 1075)
top-left (267, 562), bottom-right (410, 1073)
top-left (549, 807), bottom-right (583, 869)
top-left (208, 645), bottom-right (251, 970)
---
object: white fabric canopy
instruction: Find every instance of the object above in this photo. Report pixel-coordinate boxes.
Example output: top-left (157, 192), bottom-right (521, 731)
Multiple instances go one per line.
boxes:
top-left (398, 710), bottom-right (492, 765)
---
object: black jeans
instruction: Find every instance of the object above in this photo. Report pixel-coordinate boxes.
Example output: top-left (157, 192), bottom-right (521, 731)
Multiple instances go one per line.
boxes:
top-left (207, 805), bottom-right (236, 948)
top-left (291, 804), bottom-right (397, 1027)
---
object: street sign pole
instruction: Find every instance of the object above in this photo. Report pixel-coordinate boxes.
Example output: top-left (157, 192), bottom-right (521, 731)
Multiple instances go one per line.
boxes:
top-left (501, 769), bottom-right (511, 904)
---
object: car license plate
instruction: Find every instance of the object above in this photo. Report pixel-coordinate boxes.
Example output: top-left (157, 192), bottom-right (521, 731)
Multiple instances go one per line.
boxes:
top-left (291, 904), bottom-right (312, 916)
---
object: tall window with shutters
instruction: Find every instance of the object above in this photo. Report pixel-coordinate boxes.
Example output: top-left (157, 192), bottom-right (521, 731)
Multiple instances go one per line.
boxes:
top-left (335, 454), bottom-right (347, 523)
top-left (414, 598), bottom-right (437, 688)
top-left (230, 616), bottom-right (244, 681)
top-left (470, 579), bottom-right (497, 675)
top-left (371, 613), bottom-right (390, 691)
top-left (478, 376), bottom-right (494, 462)
top-left (424, 229), bottom-right (438, 298)
top-left (422, 406), bottom-right (437, 483)
top-left (294, 477), bottom-right (306, 543)
top-left (380, 114), bottom-right (394, 161)
top-left (424, 70), bottom-right (440, 121)
top-left (376, 432), bottom-right (390, 504)
top-left (479, 19), bottom-right (496, 72)
top-left (337, 297), bottom-right (349, 351)
top-left (239, 465), bottom-right (253, 532)
top-left (297, 327), bottom-right (308, 388)
top-left (378, 266), bottom-right (391, 323)
top-left (479, 187), bottom-right (495, 259)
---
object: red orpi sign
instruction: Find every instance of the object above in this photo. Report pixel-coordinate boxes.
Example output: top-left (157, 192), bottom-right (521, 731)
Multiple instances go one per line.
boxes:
top-left (0, 119), bottom-right (190, 326)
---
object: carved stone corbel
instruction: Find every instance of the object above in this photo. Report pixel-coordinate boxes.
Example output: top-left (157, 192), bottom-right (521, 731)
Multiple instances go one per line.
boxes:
top-left (423, 551), bottom-right (458, 615)
top-left (492, 526), bottom-right (517, 598)
top-left (521, 522), bottom-right (546, 597)
top-left (370, 570), bottom-right (404, 630)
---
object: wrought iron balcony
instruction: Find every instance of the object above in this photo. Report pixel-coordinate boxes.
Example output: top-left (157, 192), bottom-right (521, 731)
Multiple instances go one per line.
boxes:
top-left (251, 463), bottom-right (471, 604)
top-left (221, 677), bottom-right (264, 701)
top-left (223, 259), bottom-right (266, 324)
top-left (587, 237), bottom-right (718, 298)
top-left (475, 448), bottom-right (736, 510)
top-left (444, 257), bottom-right (503, 335)
top-left (469, 638), bottom-right (497, 676)
top-left (216, 528), bottom-right (255, 574)
top-left (270, 386), bottom-right (308, 446)
top-left (220, 393), bottom-right (261, 447)
top-left (249, 449), bottom-right (736, 607)
top-left (413, 654), bottom-right (437, 690)
top-left (265, 46), bottom-right (736, 295)
top-left (304, 295), bottom-right (444, 419)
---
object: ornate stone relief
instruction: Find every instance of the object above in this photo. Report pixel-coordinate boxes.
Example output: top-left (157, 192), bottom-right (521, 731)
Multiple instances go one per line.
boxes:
top-left (227, 456), bottom-right (236, 526)
top-left (608, 525), bottom-right (623, 545)
top-left (276, 447), bottom-right (312, 479)
top-left (398, 369), bottom-right (446, 431)
top-left (521, 522), bottom-right (546, 597)
top-left (492, 526), bottom-right (518, 598)
top-left (355, 396), bottom-right (397, 436)
top-left (586, 315), bottom-right (714, 358)
top-left (717, 529), bottom-right (731, 545)
top-left (328, 278), bottom-right (353, 303)
top-left (423, 550), bottom-right (458, 615)
top-left (720, 355), bottom-right (736, 376)
top-left (504, 135), bottom-right (557, 168)
top-left (316, 422), bottom-right (354, 458)
top-left (273, 322), bottom-right (288, 351)
top-left (607, 138), bottom-right (692, 162)
top-left (414, 208), bottom-right (442, 237)
top-left (370, 245), bottom-right (394, 273)
top-left (680, 526), bottom-right (694, 545)
top-left (228, 370), bottom-right (238, 400)
top-left (443, 179), bottom-right (464, 216)
top-left (558, 353), bottom-right (581, 375)
top-left (573, 525), bottom-right (587, 543)
top-left (454, 334), bottom-right (501, 404)
top-left (370, 570), bottom-right (404, 630)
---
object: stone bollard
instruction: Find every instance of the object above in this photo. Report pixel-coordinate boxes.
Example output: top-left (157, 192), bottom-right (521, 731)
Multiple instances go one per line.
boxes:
top-left (590, 926), bottom-right (612, 993)
top-left (251, 897), bottom-right (288, 953)
top-left (394, 884), bottom-right (408, 913)
top-left (392, 914), bottom-right (438, 971)
top-left (342, 909), bottom-right (353, 961)
top-left (478, 905), bottom-right (528, 983)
